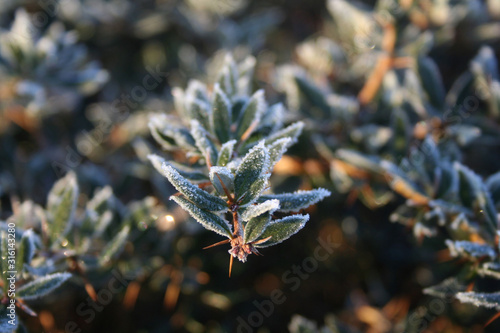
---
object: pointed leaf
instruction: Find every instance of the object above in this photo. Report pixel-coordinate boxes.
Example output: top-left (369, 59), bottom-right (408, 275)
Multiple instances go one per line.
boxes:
top-left (149, 115), bottom-right (196, 151)
top-left (254, 214), bottom-right (309, 248)
top-left (418, 56), bottom-right (446, 109)
top-left (445, 240), bottom-right (496, 260)
top-left (161, 164), bottom-right (227, 211)
top-left (190, 120), bottom-right (218, 165)
top-left (243, 200), bottom-right (280, 244)
top-left (264, 122), bottom-right (304, 146)
top-left (17, 273), bottom-right (72, 300)
top-left (259, 188), bottom-right (331, 213)
top-left (217, 140), bottom-right (237, 166)
top-left (234, 142), bottom-right (269, 202)
top-left (47, 172), bottom-right (79, 244)
top-left (211, 84), bottom-right (232, 142)
top-left (267, 138), bottom-right (292, 170)
top-left (456, 292), bottom-right (500, 310)
top-left (16, 229), bottom-right (36, 272)
top-left (148, 155), bottom-right (208, 183)
top-left (209, 166), bottom-right (234, 196)
top-left (171, 196), bottom-right (232, 237)
top-left (99, 225), bottom-right (130, 266)
top-left (236, 90), bottom-right (266, 139)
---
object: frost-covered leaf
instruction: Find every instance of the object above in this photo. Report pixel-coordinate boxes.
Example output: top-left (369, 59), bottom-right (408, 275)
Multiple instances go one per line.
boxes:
top-left (149, 115), bottom-right (196, 151)
top-left (186, 97), bottom-right (211, 130)
top-left (211, 84), bottom-right (232, 143)
top-left (217, 140), bottom-right (237, 167)
top-left (265, 122), bottom-right (304, 147)
top-left (254, 214), bottom-right (309, 248)
top-left (456, 292), bottom-right (500, 310)
top-left (99, 225), bottom-right (130, 266)
top-left (240, 175), bottom-right (270, 206)
top-left (242, 200), bottom-right (280, 244)
top-left (267, 138), bottom-right (292, 170)
top-left (148, 155), bottom-right (208, 183)
top-left (295, 75), bottom-right (331, 116)
top-left (236, 89), bottom-right (266, 139)
top-left (171, 196), bottom-right (232, 237)
top-left (478, 262), bottom-right (500, 279)
top-left (423, 277), bottom-right (465, 298)
top-left (486, 171), bottom-right (500, 205)
top-left (161, 164), bottom-right (227, 211)
top-left (190, 120), bottom-right (218, 165)
top-left (418, 56), bottom-right (446, 109)
top-left (382, 161), bottom-right (430, 205)
top-left (210, 166), bottom-right (234, 196)
top-left (445, 240), bottom-right (496, 260)
top-left (47, 172), bottom-right (79, 244)
top-left (455, 163), bottom-right (498, 237)
top-left (16, 229), bottom-right (36, 272)
top-left (234, 142), bottom-right (269, 202)
top-left (259, 188), bottom-right (331, 213)
top-left (17, 272), bottom-right (72, 300)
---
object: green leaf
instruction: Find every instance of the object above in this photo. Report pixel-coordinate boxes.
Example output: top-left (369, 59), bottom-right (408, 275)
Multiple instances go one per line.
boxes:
top-left (148, 155), bottom-right (208, 183)
top-left (161, 164), bottom-right (227, 211)
top-left (16, 229), bottom-right (36, 272)
top-left (149, 115), bottom-right (196, 151)
top-left (99, 225), bottom-right (130, 266)
top-left (171, 196), bottom-right (232, 237)
top-left (455, 163), bottom-right (498, 237)
top-left (17, 273), bottom-right (72, 300)
top-left (243, 200), bottom-right (280, 243)
top-left (418, 56), bottom-right (446, 109)
top-left (456, 292), bottom-right (500, 310)
top-left (209, 166), bottom-right (234, 197)
top-left (186, 97), bottom-right (211, 130)
top-left (295, 75), bottom-right (331, 116)
top-left (46, 172), bottom-right (79, 245)
top-left (190, 120), bottom-right (219, 165)
top-left (235, 89), bottom-right (266, 139)
top-left (445, 240), bottom-right (496, 260)
top-left (259, 188), bottom-right (331, 213)
top-left (240, 176), bottom-right (270, 206)
top-left (234, 141), bottom-right (269, 202)
top-left (264, 122), bottom-right (304, 147)
top-left (254, 214), bottom-right (309, 248)
top-left (211, 84), bottom-right (232, 143)
top-left (267, 138), bottom-right (292, 170)
top-left (217, 140), bottom-right (237, 167)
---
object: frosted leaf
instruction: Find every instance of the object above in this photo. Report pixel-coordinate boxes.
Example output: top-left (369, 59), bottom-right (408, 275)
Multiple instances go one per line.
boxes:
top-left (265, 121), bottom-right (304, 146)
top-left (217, 139), bottom-right (237, 166)
top-left (241, 199), bottom-right (280, 222)
top-left (234, 141), bottom-right (270, 202)
top-left (267, 137), bottom-right (292, 170)
top-left (211, 84), bottom-right (232, 142)
top-left (17, 229), bottom-right (36, 272)
top-left (161, 164), bottom-right (227, 211)
top-left (455, 162), bottom-right (498, 236)
top-left (171, 196), bottom-right (232, 237)
top-left (478, 262), bottom-right (500, 279)
top-left (190, 120), bottom-right (218, 165)
top-left (240, 174), bottom-right (270, 206)
top-left (235, 89), bottom-right (266, 139)
top-left (149, 155), bottom-right (208, 183)
top-left (456, 292), bottom-right (500, 310)
top-left (185, 79), bottom-right (209, 102)
top-left (17, 272), bottom-right (72, 300)
top-left (260, 103), bottom-right (285, 132)
top-left (99, 225), bottom-right (130, 266)
top-left (445, 240), bottom-right (496, 259)
top-left (47, 171), bottom-right (79, 244)
top-left (254, 214), bottom-right (309, 248)
top-left (186, 97), bottom-right (211, 130)
top-left (413, 222), bottom-right (437, 238)
top-left (423, 278), bottom-right (465, 298)
top-left (149, 114), bottom-right (196, 151)
top-left (259, 188), bottom-right (331, 213)
top-left (210, 166), bottom-right (234, 196)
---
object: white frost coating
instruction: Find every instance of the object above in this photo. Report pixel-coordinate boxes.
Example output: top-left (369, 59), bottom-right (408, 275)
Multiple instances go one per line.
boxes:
top-left (241, 199), bottom-right (280, 222)
top-left (87, 185), bottom-right (113, 211)
top-left (265, 121), bottom-right (304, 146)
top-left (185, 79), bottom-right (209, 101)
top-left (210, 166), bottom-right (235, 195)
top-left (217, 139), bottom-right (237, 166)
top-left (17, 272), bottom-right (72, 300)
top-left (260, 188), bottom-right (331, 213)
top-left (456, 292), bottom-right (500, 310)
top-left (171, 196), bottom-right (232, 238)
top-left (161, 163), bottom-right (227, 212)
top-left (445, 240), bottom-right (496, 259)
top-left (255, 214), bottom-right (310, 248)
top-left (413, 222), bottom-right (437, 238)
top-left (234, 141), bottom-right (270, 199)
top-left (190, 119), bottom-right (217, 162)
top-left (267, 137), bottom-right (292, 169)
top-left (236, 89), bottom-right (267, 137)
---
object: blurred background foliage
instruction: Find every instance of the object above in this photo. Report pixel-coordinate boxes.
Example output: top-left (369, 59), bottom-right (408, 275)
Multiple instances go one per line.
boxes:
top-left (1, 0), bottom-right (500, 332)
